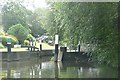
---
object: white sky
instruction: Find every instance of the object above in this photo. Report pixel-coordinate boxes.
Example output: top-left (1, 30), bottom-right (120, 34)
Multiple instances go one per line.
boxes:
top-left (0, 0), bottom-right (49, 11)
top-left (22, 0), bottom-right (49, 11)
top-left (0, 0), bottom-right (118, 11)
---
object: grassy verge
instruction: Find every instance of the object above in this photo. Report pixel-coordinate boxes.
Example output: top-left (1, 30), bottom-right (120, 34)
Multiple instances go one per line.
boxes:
top-left (0, 43), bottom-right (55, 52)
top-left (0, 48), bottom-right (28, 52)
top-left (36, 42), bottom-right (55, 49)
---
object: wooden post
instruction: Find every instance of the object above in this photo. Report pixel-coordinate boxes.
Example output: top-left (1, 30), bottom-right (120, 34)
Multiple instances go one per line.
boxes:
top-left (54, 35), bottom-right (59, 62)
top-left (39, 40), bottom-right (42, 51)
top-left (7, 38), bottom-right (12, 53)
top-left (78, 41), bottom-right (80, 52)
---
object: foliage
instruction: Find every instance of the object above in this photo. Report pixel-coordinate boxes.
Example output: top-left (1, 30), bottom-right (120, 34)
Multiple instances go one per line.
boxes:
top-left (0, 35), bottom-right (18, 47)
top-left (2, 1), bottom-right (45, 37)
top-left (0, 1), bottom-right (47, 43)
top-left (45, 2), bottom-right (118, 67)
top-left (7, 24), bottom-right (29, 43)
top-left (0, 43), bottom-right (4, 48)
top-left (24, 40), bottom-right (29, 45)
top-left (27, 34), bottom-right (35, 42)
top-left (1, 1), bottom-right (31, 32)
top-left (27, 12), bottom-right (46, 37)
top-left (0, 32), bottom-right (5, 35)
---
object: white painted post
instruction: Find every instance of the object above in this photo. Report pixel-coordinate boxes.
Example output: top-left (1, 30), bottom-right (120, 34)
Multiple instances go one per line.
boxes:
top-left (54, 34), bottom-right (59, 62)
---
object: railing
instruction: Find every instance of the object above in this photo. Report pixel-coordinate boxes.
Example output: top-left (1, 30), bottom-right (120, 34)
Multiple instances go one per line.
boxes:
top-left (28, 46), bottom-right (39, 51)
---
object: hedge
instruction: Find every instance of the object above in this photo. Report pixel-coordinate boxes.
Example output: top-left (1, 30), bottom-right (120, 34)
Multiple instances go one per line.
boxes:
top-left (0, 35), bottom-right (18, 47)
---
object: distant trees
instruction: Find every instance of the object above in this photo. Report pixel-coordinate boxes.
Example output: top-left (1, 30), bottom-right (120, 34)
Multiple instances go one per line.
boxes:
top-left (27, 34), bottom-right (35, 42)
top-left (1, 1), bottom-right (30, 32)
top-left (1, 1), bottom-right (45, 37)
top-left (7, 24), bottom-right (29, 43)
top-left (27, 13), bottom-right (45, 37)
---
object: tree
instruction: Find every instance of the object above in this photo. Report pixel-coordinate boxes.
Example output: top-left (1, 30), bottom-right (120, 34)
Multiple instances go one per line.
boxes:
top-left (44, 2), bottom-right (118, 67)
top-left (7, 24), bottom-right (29, 44)
top-left (1, 1), bottom-right (31, 32)
top-left (27, 13), bottom-right (45, 37)
top-left (2, 1), bottom-right (45, 37)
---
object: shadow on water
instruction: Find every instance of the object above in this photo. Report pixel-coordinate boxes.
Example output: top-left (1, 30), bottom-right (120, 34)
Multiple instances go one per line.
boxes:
top-left (1, 56), bottom-right (118, 78)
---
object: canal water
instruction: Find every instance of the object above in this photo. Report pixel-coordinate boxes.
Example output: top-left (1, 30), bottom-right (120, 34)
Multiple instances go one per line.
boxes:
top-left (1, 56), bottom-right (118, 78)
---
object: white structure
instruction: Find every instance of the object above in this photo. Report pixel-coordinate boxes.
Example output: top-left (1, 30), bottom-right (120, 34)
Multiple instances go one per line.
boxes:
top-left (55, 35), bottom-right (59, 44)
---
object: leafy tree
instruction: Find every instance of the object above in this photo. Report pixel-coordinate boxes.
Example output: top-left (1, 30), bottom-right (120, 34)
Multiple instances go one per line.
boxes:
top-left (1, 1), bottom-right (31, 32)
top-left (44, 2), bottom-right (118, 67)
top-left (34, 8), bottom-right (49, 29)
top-left (27, 34), bottom-right (35, 41)
top-left (2, 1), bottom-right (45, 37)
top-left (27, 13), bottom-right (45, 37)
top-left (7, 24), bottom-right (29, 44)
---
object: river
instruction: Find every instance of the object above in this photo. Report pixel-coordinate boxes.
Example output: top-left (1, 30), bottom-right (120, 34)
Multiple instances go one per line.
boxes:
top-left (1, 56), bottom-right (118, 78)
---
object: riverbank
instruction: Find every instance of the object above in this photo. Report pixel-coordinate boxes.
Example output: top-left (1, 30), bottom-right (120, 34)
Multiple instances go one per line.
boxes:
top-left (0, 43), bottom-right (54, 52)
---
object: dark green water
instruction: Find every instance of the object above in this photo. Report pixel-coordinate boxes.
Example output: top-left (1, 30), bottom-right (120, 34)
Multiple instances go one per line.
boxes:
top-left (1, 56), bottom-right (118, 78)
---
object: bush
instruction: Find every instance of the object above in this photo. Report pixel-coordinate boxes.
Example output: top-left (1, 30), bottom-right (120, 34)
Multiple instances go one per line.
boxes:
top-left (7, 24), bottom-right (29, 44)
top-left (0, 35), bottom-right (18, 47)
top-left (0, 43), bottom-right (4, 48)
top-left (0, 32), bottom-right (5, 36)
top-left (24, 40), bottom-right (29, 45)
top-left (27, 34), bottom-right (35, 42)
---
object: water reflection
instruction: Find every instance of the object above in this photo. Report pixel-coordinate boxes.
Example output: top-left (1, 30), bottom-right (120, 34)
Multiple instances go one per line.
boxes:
top-left (1, 57), bottom-right (118, 78)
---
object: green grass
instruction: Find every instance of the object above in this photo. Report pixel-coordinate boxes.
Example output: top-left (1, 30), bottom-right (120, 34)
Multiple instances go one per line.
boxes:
top-left (0, 42), bottom-right (55, 52)
top-left (36, 42), bottom-right (55, 50)
top-left (0, 48), bottom-right (28, 52)
top-left (0, 71), bottom-right (7, 78)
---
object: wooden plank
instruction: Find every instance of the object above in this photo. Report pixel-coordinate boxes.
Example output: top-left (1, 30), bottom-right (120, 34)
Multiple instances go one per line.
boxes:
top-left (58, 51), bottom-right (63, 61)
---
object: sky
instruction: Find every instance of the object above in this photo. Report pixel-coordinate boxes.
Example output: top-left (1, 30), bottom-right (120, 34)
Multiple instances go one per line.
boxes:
top-left (0, 0), bottom-right (49, 11)
top-left (22, 0), bottom-right (49, 11)
top-left (0, 0), bottom-right (118, 12)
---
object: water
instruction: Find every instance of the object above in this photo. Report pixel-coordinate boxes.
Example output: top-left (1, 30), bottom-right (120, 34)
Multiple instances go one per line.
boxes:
top-left (1, 56), bottom-right (118, 78)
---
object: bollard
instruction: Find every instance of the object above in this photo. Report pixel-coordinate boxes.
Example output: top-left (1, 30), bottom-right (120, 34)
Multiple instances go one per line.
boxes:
top-left (55, 44), bottom-right (58, 62)
top-left (78, 41), bottom-right (80, 52)
top-left (78, 44), bottom-right (80, 52)
top-left (7, 38), bottom-right (12, 53)
top-left (7, 38), bottom-right (12, 61)
top-left (33, 42), bottom-right (36, 51)
top-left (31, 42), bottom-right (33, 51)
top-left (39, 40), bottom-right (42, 51)
top-left (7, 44), bottom-right (11, 53)
top-left (28, 43), bottom-right (30, 50)
top-left (54, 35), bottom-right (59, 62)
top-left (40, 44), bottom-right (42, 51)
top-left (28, 46), bottom-right (29, 50)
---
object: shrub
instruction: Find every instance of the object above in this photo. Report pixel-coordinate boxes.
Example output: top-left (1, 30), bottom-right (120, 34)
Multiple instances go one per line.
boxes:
top-left (7, 24), bottom-right (29, 44)
top-left (24, 40), bottom-right (29, 45)
top-left (27, 34), bottom-right (35, 42)
top-left (0, 32), bottom-right (5, 35)
top-left (0, 43), bottom-right (4, 48)
top-left (0, 35), bottom-right (18, 47)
